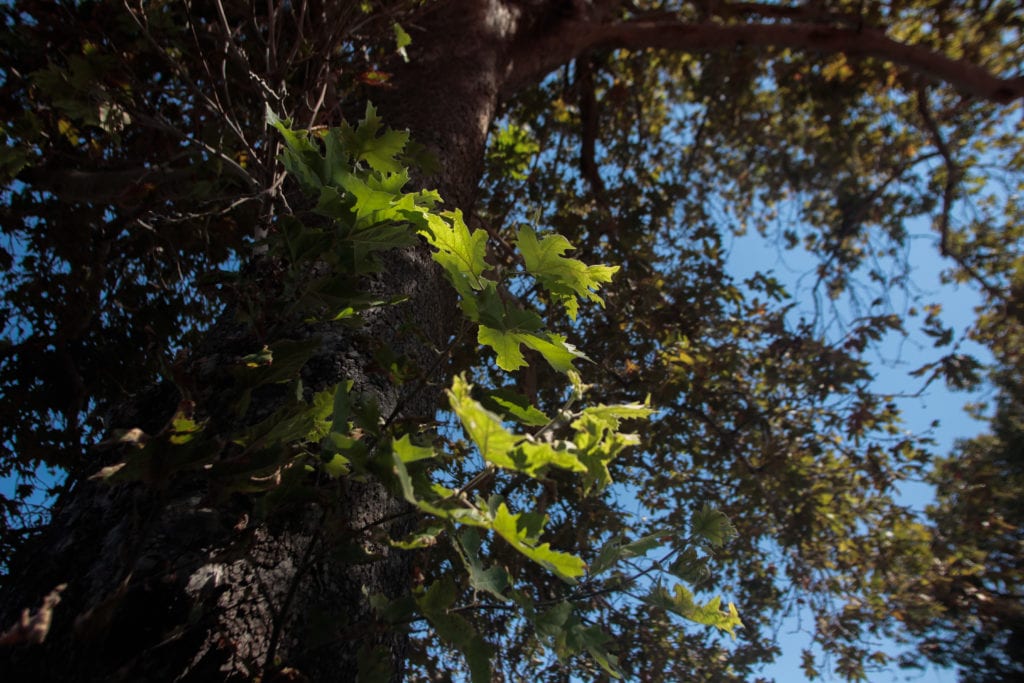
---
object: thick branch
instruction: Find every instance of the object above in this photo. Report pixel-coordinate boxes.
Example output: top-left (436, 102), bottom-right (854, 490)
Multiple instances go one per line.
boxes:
top-left (507, 18), bottom-right (1024, 103)
top-left (576, 58), bottom-right (608, 199)
top-left (17, 165), bottom-right (198, 203)
top-left (914, 89), bottom-right (1005, 301)
top-left (605, 21), bottom-right (1024, 102)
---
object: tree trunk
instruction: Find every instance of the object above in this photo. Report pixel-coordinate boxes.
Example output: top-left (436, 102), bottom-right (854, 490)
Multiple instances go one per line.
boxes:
top-left (0, 2), bottom-right (533, 680)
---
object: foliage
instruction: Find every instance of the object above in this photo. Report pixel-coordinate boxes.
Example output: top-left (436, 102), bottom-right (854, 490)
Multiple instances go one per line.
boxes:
top-left (1, 1), bottom-right (1023, 682)
top-left (80, 107), bottom-right (739, 680)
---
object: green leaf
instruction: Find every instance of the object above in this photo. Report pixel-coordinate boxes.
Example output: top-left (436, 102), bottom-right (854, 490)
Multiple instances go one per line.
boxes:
top-left (568, 625), bottom-right (624, 679)
top-left (232, 338), bottom-right (322, 415)
top-left (393, 22), bottom-right (412, 62)
top-left (618, 532), bottom-right (668, 559)
top-left (391, 524), bottom-right (444, 550)
top-left (589, 534), bottom-right (626, 578)
top-left (477, 326), bottom-right (529, 371)
top-left (322, 127), bottom-right (352, 184)
top-left (168, 414), bottom-right (204, 445)
top-left (231, 387), bottom-right (334, 452)
top-left (344, 103), bottom-right (410, 174)
top-left (521, 332), bottom-right (584, 373)
top-left (338, 172), bottom-right (402, 224)
top-left (329, 380), bottom-right (354, 432)
top-left (571, 422), bottom-right (634, 493)
top-left (489, 123), bottom-right (540, 180)
top-left (532, 602), bottom-right (623, 679)
top-left (690, 596), bottom-right (743, 638)
top-left (393, 434), bottom-right (436, 463)
top-left (642, 584), bottom-right (743, 638)
top-left (468, 282), bottom-right (543, 331)
top-left (106, 429), bottom-right (221, 485)
top-left (368, 592), bottom-right (418, 625)
top-left (0, 143), bottom-right (29, 180)
top-left (448, 375), bottom-right (584, 475)
top-left (349, 222), bottom-right (418, 261)
top-left (481, 388), bottom-right (550, 427)
top-left (568, 401), bottom-right (655, 493)
top-left (589, 531), bottom-right (669, 576)
top-left (419, 210), bottom-right (489, 298)
top-left (390, 447), bottom-right (489, 527)
top-left (457, 529), bottom-right (510, 602)
top-left (691, 503), bottom-right (737, 548)
top-left (448, 374), bottom-right (518, 457)
top-left (320, 452), bottom-right (351, 478)
top-left (477, 327), bottom-right (583, 373)
top-left (491, 502), bottom-right (586, 583)
top-left (534, 601), bottom-right (573, 639)
top-left (356, 644), bottom-right (392, 683)
top-left (516, 225), bottom-right (619, 319)
top-left (267, 106), bottom-right (324, 190)
top-left (581, 402), bottom-right (657, 425)
top-left (668, 547), bottom-right (711, 584)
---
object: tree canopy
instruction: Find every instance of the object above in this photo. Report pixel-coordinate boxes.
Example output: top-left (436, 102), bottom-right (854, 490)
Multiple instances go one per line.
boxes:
top-left (1, 1), bottom-right (1022, 681)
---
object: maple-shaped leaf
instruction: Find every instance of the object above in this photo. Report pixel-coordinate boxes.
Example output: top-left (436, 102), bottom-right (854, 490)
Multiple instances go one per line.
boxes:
top-left (390, 448), bottom-right (489, 527)
top-left (448, 375), bottom-right (583, 475)
top-left (589, 531), bottom-right (669, 576)
top-left (691, 503), bottom-right (737, 548)
top-left (339, 103), bottom-right (409, 174)
top-left (337, 172), bottom-right (398, 223)
top-left (457, 529), bottom-right (510, 602)
top-left (448, 374), bottom-right (518, 458)
top-left (392, 434), bottom-right (435, 463)
top-left (491, 502), bottom-right (586, 583)
top-left (482, 388), bottom-right (550, 427)
top-left (571, 402), bottom-right (654, 492)
top-left (419, 210), bottom-right (489, 299)
top-left (267, 108), bottom-right (324, 191)
top-left (478, 327), bottom-right (583, 373)
top-left (642, 584), bottom-right (743, 639)
top-left (516, 225), bottom-right (619, 319)
top-left (567, 624), bottom-right (624, 679)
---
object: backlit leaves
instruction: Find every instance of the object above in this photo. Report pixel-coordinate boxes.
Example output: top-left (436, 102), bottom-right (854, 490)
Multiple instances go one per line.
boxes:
top-left (448, 375), bottom-right (586, 475)
top-left (517, 226), bottom-right (619, 320)
top-left (691, 503), bottom-right (738, 549)
top-left (642, 584), bottom-right (743, 639)
top-left (492, 501), bottom-right (587, 582)
top-left (418, 209), bottom-right (489, 298)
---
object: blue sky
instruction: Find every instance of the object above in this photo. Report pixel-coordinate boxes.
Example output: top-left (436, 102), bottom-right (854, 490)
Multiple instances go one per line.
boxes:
top-left (726, 219), bottom-right (989, 682)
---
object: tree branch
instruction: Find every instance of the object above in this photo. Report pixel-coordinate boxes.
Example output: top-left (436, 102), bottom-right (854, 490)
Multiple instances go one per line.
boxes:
top-left (601, 21), bottom-right (1024, 102)
top-left (507, 18), bottom-right (1024, 103)
top-left (914, 88), bottom-right (1006, 301)
top-left (576, 57), bottom-right (608, 200)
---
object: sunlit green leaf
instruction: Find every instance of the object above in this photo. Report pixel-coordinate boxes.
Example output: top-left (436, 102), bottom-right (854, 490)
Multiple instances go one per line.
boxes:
top-left (492, 502), bottom-right (586, 583)
top-left (517, 225), bottom-right (619, 319)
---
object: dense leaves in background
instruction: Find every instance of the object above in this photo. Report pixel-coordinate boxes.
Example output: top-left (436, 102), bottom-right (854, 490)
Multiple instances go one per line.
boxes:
top-left (1, 1), bottom-right (1023, 681)
top-left (471, 5), bottom-right (1024, 679)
